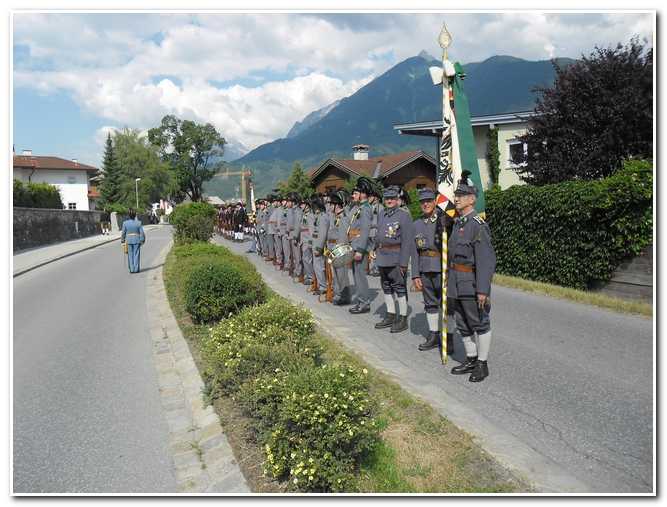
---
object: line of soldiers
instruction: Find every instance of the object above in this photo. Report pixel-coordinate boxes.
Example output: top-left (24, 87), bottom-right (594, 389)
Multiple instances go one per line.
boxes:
top-left (216, 202), bottom-right (250, 242)
top-left (250, 174), bottom-right (496, 382)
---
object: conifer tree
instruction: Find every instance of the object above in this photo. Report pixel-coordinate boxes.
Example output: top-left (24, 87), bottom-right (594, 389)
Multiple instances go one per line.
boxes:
top-left (98, 132), bottom-right (123, 207)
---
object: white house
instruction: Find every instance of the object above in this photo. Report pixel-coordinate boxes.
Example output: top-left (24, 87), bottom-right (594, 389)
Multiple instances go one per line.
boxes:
top-left (13, 150), bottom-right (100, 210)
top-left (394, 111), bottom-right (532, 190)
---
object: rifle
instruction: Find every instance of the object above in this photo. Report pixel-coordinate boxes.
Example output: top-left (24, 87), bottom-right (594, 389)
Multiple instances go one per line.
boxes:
top-left (320, 247), bottom-right (333, 303)
top-left (298, 252), bottom-right (305, 283)
top-left (289, 244), bottom-right (294, 276)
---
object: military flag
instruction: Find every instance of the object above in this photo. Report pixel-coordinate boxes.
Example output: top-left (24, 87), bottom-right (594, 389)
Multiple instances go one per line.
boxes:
top-left (430, 23), bottom-right (485, 364)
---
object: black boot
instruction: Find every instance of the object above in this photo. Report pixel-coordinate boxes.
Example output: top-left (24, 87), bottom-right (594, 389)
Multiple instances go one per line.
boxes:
top-left (418, 331), bottom-right (440, 351)
top-left (469, 360), bottom-right (489, 382)
top-left (451, 356), bottom-right (477, 375)
top-left (375, 313), bottom-right (396, 329)
top-left (446, 332), bottom-right (455, 355)
top-left (390, 315), bottom-right (408, 333)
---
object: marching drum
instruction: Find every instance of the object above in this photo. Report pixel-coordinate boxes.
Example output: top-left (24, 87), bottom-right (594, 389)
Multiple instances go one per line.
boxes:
top-left (327, 243), bottom-right (354, 269)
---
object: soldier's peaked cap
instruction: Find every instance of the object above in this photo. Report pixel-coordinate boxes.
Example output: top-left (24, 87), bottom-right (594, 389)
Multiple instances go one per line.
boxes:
top-left (455, 170), bottom-right (479, 197)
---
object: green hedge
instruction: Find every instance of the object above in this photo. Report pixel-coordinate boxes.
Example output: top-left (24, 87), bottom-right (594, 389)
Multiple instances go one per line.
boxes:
top-left (485, 158), bottom-right (653, 290)
top-left (169, 201), bottom-right (217, 245)
top-left (173, 243), bottom-right (266, 323)
top-left (13, 178), bottom-right (64, 209)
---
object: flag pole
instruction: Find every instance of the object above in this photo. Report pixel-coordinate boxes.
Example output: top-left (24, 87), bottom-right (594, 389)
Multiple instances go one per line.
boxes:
top-left (434, 23), bottom-right (456, 365)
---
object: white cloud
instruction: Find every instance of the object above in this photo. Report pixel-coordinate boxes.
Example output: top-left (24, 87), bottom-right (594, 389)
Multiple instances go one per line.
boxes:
top-left (11, 10), bottom-right (655, 164)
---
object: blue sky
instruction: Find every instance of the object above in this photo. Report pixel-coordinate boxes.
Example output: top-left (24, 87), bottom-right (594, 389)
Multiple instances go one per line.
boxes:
top-left (10, 7), bottom-right (656, 170)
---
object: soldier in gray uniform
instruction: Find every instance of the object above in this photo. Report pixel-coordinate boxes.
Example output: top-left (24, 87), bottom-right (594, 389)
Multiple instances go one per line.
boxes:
top-left (347, 178), bottom-right (374, 314)
top-left (448, 170), bottom-right (496, 382)
top-left (281, 195), bottom-right (295, 272)
top-left (266, 195), bottom-right (279, 263)
top-left (311, 195), bottom-right (330, 296)
top-left (373, 185), bottom-right (414, 333)
top-left (299, 197), bottom-right (315, 286)
top-left (410, 188), bottom-right (455, 353)
top-left (367, 181), bottom-right (383, 277)
top-left (291, 194), bottom-right (303, 280)
top-left (274, 195), bottom-right (287, 267)
top-left (326, 191), bottom-right (352, 305)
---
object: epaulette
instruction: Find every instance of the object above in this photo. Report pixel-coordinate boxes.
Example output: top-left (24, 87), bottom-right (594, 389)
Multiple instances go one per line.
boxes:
top-left (473, 216), bottom-right (486, 225)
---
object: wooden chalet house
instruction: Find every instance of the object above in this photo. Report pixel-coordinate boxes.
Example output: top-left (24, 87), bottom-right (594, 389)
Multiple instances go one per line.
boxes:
top-left (308, 144), bottom-right (437, 194)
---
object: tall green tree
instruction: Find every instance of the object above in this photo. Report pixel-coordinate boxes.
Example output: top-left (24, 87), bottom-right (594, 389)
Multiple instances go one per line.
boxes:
top-left (98, 132), bottom-right (123, 207)
top-left (277, 161), bottom-right (314, 197)
top-left (112, 126), bottom-right (178, 211)
top-left (148, 115), bottom-right (226, 203)
top-left (513, 37), bottom-right (653, 185)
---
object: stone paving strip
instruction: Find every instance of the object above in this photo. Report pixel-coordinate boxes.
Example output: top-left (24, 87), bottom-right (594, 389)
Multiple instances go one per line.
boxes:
top-left (145, 242), bottom-right (251, 494)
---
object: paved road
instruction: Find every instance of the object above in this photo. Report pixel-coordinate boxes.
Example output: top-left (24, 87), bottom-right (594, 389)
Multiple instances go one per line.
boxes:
top-left (12, 227), bottom-right (250, 494)
top-left (11, 229), bottom-right (654, 494)
top-left (213, 234), bottom-right (655, 494)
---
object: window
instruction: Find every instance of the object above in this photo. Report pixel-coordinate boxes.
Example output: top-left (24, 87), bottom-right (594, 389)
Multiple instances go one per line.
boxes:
top-left (325, 185), bottom-right (336, 193)
top-left (68, 203), bottom-right (77, 210)
top-left (508, 140), bottom-right (527, 167)
top-left (416, 183), bottom-right (426, 189)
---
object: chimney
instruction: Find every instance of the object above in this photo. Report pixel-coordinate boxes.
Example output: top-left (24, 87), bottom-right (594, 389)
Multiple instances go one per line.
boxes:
top-left (22, 149), bottom-right (32, 156)
top-left (352, 144), bottom-right (369, 161)
top-left (72, 159), bottom-right (78, 165)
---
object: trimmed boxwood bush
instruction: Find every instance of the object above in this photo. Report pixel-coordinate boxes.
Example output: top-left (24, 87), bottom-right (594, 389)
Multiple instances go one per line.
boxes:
top-left (184, 261), bottom-right (265, 323)
top-left (169, 201), bottom-right (217, 245)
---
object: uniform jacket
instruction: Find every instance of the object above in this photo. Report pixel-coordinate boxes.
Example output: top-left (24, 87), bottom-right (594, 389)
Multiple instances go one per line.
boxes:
top-left (312, 210), bottom-right (330, 255)
top-left (266, 205), bottom-right (278, 234)
top-left (300, 209), bottom-right (313, 245)
top-left (327, 209), bottom-right (350, 246)
top-left (291, 207), bottom-right (303, 242)
top-left (411, 208), bottom-right (445, 275)
top-left (121, 218), bottom-right (145, 245)
top-left (447, 210), bottom-right (496, 298)
top-left (347, 201), bottom-right (372, 254)
top-left (375, 205), bottom-right (413, 268)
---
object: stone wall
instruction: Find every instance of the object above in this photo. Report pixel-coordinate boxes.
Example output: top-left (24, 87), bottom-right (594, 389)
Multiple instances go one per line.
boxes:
top-left (597, 243), bottom-right (653, 305)
top-left (13, 208), bottom-right (148, 251)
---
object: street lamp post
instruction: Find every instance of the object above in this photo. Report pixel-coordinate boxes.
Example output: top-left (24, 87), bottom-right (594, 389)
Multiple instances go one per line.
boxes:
top-left (135, 178), bottom-right (141, 209)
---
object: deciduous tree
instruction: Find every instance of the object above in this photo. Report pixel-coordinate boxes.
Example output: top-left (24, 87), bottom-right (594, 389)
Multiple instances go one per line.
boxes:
top-left (148, 115), bottom-right (226, 203)
top-left (513, 37), bottom-right (653, 185)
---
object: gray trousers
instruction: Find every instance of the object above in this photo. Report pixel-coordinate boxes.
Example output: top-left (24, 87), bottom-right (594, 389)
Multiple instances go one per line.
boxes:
top-left (291, 240), bottom-right (302, 276)
top-left (352, 253), bottom-right (369, 306)
top-left (301, 244), bottom-right (314, 283)
top-left (313, 252), bottom-right (327, 292)
top-left (282, 235), bottom-right (291, 268)
top-left (332, 264), bottom-right (350, 301)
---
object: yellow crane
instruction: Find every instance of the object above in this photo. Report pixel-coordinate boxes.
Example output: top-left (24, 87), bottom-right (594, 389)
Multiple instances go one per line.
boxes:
top-left (216, 165), bottom-right (253, 204)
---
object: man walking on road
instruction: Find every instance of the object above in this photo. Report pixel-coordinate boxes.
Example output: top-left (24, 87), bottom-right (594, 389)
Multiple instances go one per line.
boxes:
top-left (121, 209), bottom-right (145, 274)
top-left (448, 171), bottom-right (496, 382)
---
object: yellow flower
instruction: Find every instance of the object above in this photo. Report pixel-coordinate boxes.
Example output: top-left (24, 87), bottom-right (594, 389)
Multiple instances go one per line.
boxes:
top-left (294, 478), bottom-right (299, 484)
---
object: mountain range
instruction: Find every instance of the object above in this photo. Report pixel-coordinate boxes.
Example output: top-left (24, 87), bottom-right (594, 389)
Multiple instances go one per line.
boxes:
top-left (205, 53), bottom-right (573, 199)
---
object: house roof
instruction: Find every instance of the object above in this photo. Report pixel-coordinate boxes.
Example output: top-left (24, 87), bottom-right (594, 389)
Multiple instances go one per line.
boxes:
top-left (308, 151), bottom-right (436, 181)
top-left (13, 155), bottom-right (99, 173)
top-left (394, 111), bottom-right (533, 138)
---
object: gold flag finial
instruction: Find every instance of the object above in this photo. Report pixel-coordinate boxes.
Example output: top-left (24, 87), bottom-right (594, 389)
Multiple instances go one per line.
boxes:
top-left (438, 23), bottom-right (452, 60)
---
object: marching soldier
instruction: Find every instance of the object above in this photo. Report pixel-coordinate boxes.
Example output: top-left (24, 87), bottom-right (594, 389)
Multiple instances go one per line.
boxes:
top-left (447, 170), bottom-right (496, 382)
top-left (410, 188), bottom-right (455, 353)
top-left (373, 185), bottom-right (414, 333)
top-left (326, 191), bottom-right (352, 305)
top-left (347, 178), bottom-right (374, 314)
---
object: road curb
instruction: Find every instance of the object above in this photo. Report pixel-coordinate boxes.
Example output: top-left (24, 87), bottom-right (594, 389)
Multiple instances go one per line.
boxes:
top-left (146, 240), bottom-right (251, 494)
